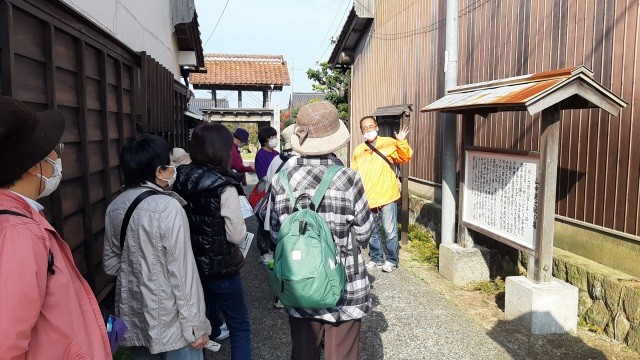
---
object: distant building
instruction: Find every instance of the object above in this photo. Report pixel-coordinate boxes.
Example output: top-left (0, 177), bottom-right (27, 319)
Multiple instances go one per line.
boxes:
top-left (289, 92), bottom-right (326, 109)
top-left (188, 98), bottom-right (229, 115)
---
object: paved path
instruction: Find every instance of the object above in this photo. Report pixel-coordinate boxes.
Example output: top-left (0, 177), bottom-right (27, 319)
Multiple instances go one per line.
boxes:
top-left (204, 183), bottom-right (615, 359)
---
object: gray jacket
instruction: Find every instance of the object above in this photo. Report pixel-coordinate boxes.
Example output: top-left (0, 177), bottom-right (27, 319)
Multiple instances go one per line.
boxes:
top-left (103, 183), bottom-right (211, 354)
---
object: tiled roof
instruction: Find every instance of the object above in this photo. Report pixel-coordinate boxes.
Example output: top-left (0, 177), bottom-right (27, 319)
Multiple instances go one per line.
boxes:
top-left (289, 92), bottom-right (326, 109)
top-left (190, 54), bottom-right (291, 86)
top-left (188, 98), bottom-right (229, 114)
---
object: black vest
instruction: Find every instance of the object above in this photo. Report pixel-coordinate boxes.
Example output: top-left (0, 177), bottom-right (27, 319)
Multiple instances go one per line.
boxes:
top-left (174, 164), bottom-right (245, 279)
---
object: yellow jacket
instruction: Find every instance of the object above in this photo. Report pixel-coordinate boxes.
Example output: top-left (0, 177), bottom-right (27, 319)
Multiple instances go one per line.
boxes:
top-left (351, 137), bottom-right (413, 208)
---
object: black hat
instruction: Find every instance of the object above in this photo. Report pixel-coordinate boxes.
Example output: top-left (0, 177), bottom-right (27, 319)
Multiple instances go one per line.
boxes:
top-left (0, 96), bottom-right (65, 183)
top-left (232, 128), bottom-right (250, 143)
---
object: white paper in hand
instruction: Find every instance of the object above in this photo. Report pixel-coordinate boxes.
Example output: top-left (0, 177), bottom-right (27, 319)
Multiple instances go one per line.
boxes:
top-left (239, 196), bottom-right (253, 219)
top-left (204, 340), bottom-right (221, 352)
top-left (238, 233), bottom-right (253, 258)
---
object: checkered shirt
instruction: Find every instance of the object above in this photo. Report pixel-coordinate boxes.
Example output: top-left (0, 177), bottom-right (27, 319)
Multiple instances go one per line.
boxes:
top-left (269, 156), bottom-right (374, 322)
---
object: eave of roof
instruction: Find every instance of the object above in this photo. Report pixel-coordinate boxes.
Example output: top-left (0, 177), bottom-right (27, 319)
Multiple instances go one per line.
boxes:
top-left (421, 66), bottom-right (627, 116)
top-left (189, 54), bottom-right (291, 88)
top-left (328, 7), bottom-right (373, 67)
top-left (175, 11), bottom-right (204, 68)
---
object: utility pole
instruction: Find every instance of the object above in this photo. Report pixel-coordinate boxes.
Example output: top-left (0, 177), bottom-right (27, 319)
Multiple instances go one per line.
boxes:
top-left (441, 0), bottom-right (458, 245)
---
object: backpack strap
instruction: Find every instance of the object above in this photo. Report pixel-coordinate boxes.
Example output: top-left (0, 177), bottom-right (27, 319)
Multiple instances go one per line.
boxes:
top-left (119, 190), bottom-right (158, 250)
top-left (0, 209), bottom-right (56, 276)
top-left (311, 165), bottom-right (341, 209)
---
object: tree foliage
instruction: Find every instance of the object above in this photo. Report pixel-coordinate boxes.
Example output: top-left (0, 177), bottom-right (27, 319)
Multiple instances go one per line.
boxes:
top-left (306, 62), bottom-right (350, 120)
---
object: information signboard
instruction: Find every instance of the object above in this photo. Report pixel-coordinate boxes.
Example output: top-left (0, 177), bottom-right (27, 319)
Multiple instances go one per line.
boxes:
top-left (461, 150), bottom-right (540, 253)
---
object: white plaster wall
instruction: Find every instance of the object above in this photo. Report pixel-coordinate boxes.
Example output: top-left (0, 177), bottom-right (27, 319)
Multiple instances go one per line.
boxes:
top-left (61, 0), bottom-right (181, 79)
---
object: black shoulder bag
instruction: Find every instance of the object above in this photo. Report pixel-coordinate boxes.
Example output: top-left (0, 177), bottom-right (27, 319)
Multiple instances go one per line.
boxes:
top-left (365, 142), bottom-right (399, 178)
top-left (119, 190), bottom-right (158, 249)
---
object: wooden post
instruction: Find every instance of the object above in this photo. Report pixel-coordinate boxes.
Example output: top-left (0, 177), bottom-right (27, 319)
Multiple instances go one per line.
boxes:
top-left (238, 90), bottom-right (242, 108)
top-left (263, 89), bottom-right (268, 108)
top-left (529, 106), bottom-right (560, 283)
top-left (0, 0), bottom-right (13, 96)
top-left (399, 111), bottom-right (410, 245)
top-left (212, 88), bottom-right (217, 108)
top-left (457, 113), bottom-right (474, 247)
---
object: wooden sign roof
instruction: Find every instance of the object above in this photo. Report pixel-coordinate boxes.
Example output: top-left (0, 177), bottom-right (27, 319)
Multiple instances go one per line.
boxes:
top-left (421, 66), bottom-right (627, 116)
top-left (189, 54), bottom-right (291, 90)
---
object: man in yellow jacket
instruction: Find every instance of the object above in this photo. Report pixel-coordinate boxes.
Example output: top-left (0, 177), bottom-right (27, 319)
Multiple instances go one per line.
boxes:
top-left (351, 116), bottom-right (413, 272)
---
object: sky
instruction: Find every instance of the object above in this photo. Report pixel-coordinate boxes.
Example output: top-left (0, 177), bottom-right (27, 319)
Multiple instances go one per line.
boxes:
top-left (193, 0), bottom-right (351, 109)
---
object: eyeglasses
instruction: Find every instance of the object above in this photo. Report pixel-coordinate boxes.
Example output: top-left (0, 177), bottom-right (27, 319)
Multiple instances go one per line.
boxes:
top-left (54, 143), bottom-right (64, 157)
top-left (361, 125), bottom-right (376, 132)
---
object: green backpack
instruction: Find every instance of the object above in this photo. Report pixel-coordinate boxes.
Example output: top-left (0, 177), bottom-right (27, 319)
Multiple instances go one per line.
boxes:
top-left (269, 165), bottom-right (345, 309)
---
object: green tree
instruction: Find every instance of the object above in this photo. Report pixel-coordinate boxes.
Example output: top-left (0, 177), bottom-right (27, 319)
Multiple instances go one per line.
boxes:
top-left (306, 62), bottom-right (350, 120)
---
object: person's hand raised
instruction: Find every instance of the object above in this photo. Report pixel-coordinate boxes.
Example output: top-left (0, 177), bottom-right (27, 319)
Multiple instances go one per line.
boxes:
top-left (394, 125), bottom-right (409, 141)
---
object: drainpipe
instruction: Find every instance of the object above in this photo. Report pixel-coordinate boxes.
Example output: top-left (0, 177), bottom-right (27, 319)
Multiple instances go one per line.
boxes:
top-left (441, 0), bottom-right (458, 245)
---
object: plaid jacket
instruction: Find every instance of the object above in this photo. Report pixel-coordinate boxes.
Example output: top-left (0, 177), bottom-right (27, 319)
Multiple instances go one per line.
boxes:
top-left (269, 156), bottom-right (374, 322)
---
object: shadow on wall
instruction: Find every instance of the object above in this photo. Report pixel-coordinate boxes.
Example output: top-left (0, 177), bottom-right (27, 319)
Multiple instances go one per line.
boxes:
top-left (486, 312), bottom-right (607, 360)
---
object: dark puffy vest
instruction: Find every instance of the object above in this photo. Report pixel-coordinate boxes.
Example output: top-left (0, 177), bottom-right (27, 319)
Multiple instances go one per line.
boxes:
top-left (174, 164), bottom-right (245, 279)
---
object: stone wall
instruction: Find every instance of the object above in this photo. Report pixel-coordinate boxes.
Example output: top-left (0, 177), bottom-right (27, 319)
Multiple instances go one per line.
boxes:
top-left (409, 194), bottom-right (640, 352)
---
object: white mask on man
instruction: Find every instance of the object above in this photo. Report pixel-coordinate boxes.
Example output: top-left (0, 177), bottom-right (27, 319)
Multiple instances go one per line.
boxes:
top-left (268, 138), bottom-right (278, 149)
top-left (37, 158), bottom-right (62, 199)
top-left (363, 130), bottom-right (377, 142)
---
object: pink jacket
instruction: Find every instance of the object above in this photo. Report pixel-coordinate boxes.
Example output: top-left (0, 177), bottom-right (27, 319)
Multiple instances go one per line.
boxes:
top-left (0, 190), bottom-right (111, 359)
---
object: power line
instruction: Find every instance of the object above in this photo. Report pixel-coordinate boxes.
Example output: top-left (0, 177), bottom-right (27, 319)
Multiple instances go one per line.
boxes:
top-left (203, 0), bottom-right (231, 47)
top-left (308, 0), bottom-right (350, 67)
top-left (317, 2), bottom-right (352, 62)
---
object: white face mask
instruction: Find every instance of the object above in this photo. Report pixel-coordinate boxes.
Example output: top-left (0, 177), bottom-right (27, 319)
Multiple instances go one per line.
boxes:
top-left (268, 138), bottom-right (278, 149)
top-left (37, 158), bottom-right (62, 199)
top-left (363, 130), bottom-right (378, 142)
top-left (161, 166), bottom-right (176, 188)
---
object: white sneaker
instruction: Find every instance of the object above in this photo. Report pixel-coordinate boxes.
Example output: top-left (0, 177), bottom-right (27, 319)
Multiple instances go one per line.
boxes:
top-left (215, 327), bottom-right (229, 341)
top-left (220, 322), bottom-right (228, 332)
top-left (259, 252), bottom-right (273, 265)
top-left (204, 340), bottom-right (221, 352)
top-left (366, 261), bottom-right (383, 270)
top-left (381, 261), bottom-right (398, 273)
top-left (274, 299), bottom-right (285, 309)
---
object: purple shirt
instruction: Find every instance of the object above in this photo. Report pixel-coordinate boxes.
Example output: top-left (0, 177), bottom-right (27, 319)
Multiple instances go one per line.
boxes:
top-left (255, 148), bottom-right (279, 179)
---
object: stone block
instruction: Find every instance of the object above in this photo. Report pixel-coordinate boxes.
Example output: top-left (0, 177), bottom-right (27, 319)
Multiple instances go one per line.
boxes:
top-left (505, 276), bottom-right (579, 335)
top-left (553, 258), bottom-right (567, 281)
top-left (622, 287), bottom-right (640, 324)
top-left (603, 278), bottom-right (624, 312)
top-left (613, 312), bottom-right (631, 342)
top-left (627, 325), bottom-right (640, 352)
top-left (587, 272), bottom-right (604, 300)
top-left (438, 243), bottom-right (490, 285)
top-left (584, 300), bottom-right (609, 330)
top-left (578, 290), bottom-right (593, 316)
top-left (566, 262), bottom-right (588, 290)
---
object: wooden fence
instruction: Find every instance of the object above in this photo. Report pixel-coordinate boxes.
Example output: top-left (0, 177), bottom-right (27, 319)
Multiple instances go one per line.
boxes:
top-left (0, 0), bottom-right (191, 297)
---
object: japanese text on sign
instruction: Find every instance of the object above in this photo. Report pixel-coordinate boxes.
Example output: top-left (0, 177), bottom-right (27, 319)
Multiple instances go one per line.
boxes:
top-left (462, 150), bottom-right (539, 251)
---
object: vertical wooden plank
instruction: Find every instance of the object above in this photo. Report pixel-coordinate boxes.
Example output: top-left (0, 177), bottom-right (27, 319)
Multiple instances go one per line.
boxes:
top-left (139, 52), bottom-right (147, 133)
top-left (75, 40), bottom-right (96, 288)
top-left (116, 60), bottom-right (125, 151)
top-left (43, 23), bottom-right (66, 236)
top-left (530, 106), bottom-right (560, 283)
top-left (99, 52), bottom-right (112, 204)
top-left (0, 0), bottom-right (13, 96)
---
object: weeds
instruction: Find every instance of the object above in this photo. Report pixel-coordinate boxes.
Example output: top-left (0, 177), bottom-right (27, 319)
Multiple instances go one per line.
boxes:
top-left (407, 223), bottom-right (439, 267)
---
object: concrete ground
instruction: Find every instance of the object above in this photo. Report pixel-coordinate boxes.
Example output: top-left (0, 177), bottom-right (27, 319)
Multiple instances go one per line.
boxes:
top-left (204, 179), bottom-right (636, 360)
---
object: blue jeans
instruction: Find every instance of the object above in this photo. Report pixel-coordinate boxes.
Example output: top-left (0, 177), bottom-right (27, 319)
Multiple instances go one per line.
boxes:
top-left (368, 202), bottom-right (399, 266)
top-left (131, 346), bottom-right (203, 360)
top-left (202, 273), bottom-right (252, 360)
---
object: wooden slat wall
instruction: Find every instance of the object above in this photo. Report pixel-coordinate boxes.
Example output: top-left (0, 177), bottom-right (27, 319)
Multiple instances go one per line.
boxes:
top-left (348, 0), bottom-right (640, 237)
top-left (138, 52), bottom-right (190, 149)
top-left (0, 0), bottom-right (136, 297)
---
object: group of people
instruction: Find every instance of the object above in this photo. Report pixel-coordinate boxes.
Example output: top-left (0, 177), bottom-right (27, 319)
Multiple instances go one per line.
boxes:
top-left (0, 96), bottom-right (412, 360)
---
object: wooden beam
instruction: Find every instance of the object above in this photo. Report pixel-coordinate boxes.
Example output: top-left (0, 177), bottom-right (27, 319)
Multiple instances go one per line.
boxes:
top-left (75, 40), bottom-right (97, 289)
top-left (399, 112), bottom-right (410, 245)
top-left (529, 106), bottom-right (560, 283)
top-left (0, 0), bottom-right (14, 96)
top-left (238, 90), bottom-right (242, 108)
top-left (99, 52), bottom-right (113, 204)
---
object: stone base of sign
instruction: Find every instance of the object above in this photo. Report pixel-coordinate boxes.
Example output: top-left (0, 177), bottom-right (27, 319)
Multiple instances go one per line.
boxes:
top-left (505, 276), bottom-right (578, 335)
top-left (438, 243), bottom-right (490, 285)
